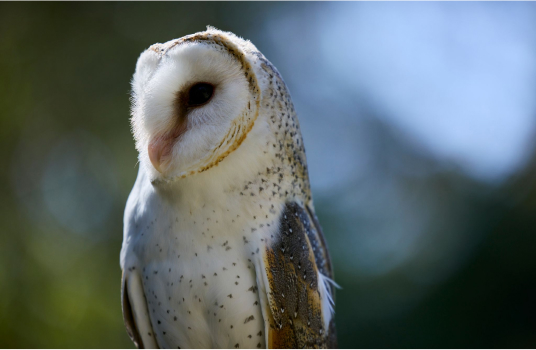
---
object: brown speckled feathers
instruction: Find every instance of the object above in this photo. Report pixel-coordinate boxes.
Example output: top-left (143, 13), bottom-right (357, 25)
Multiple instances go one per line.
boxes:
top-left (264, 202), bottom-right (336, 348)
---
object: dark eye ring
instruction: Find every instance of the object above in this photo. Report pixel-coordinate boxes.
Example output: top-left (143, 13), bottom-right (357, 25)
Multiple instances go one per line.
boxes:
top-left (188, 83), bottom-right (214, 106)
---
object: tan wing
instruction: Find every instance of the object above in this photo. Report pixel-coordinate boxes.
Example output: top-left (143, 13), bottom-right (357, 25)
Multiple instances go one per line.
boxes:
top-left (121, 270), bottom-right (159, 349)
top-left (260, 202), bottom-right (337, 349)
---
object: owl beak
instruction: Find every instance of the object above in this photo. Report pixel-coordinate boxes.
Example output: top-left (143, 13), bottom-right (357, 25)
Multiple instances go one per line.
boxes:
top-left (148, 122), bottom-right (186, 174)
top-left (148, 119), bottom-right (187, 173)
top-left (148, 136), bottom-right (172, 173)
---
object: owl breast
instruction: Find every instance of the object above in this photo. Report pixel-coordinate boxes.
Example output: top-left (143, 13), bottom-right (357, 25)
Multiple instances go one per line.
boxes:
top-left (122, 167), bottom-right (280, 348)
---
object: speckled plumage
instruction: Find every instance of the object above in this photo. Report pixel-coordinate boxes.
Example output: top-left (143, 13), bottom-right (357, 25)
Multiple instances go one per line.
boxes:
top-left (121, 27), bottom-right (336, 349)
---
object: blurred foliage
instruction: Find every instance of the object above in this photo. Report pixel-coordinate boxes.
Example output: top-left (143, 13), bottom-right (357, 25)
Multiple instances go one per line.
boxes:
top-left (1, 2), bottom-right (536, 348)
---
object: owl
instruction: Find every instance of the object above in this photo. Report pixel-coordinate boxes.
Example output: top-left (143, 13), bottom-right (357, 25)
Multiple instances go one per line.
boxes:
top-left (120, 27), bottom-right (337, 349)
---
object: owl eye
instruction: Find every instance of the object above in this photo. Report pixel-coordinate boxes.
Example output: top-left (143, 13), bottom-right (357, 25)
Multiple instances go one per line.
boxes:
top-left (188, 83), bottom-right (214, 106)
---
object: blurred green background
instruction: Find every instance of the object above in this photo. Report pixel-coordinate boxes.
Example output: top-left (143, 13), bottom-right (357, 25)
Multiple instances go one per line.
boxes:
top-left (2, 2), bottom-right (536, 348)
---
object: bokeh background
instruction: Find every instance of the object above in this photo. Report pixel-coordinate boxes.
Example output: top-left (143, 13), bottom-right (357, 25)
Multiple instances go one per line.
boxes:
top-left (1, 2), bottom-right (536, 348)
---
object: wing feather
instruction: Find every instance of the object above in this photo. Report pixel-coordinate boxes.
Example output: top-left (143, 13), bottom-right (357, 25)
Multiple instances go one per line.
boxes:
top-left (259, 201), bottom-right (337, 348)
top-left (122, 272), bottom-right (144, 348)
top-left (121, 271), bottom-right (159, 349)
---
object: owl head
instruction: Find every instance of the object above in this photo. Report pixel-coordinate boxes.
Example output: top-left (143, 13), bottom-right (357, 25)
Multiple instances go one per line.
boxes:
top-left (130, 27), bottom-right (262, 183)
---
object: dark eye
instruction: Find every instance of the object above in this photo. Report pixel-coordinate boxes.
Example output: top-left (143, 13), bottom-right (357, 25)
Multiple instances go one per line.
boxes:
top-left (188, 83), bottom-right (214, 106)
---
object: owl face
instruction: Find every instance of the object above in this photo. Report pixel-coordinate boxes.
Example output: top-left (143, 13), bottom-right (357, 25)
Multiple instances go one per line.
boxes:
top-left (130, 31), bottom-right (260, 182)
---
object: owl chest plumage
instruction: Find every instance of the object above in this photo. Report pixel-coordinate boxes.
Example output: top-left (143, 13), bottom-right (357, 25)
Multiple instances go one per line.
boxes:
top-left (122, 143), bottom-right (292, 348)
top-left (123, 188), bottom-right (273, 348)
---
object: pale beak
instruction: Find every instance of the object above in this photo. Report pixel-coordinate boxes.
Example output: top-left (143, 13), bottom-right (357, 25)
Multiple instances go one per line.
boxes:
top-left (148, 135), bottom-right (173, 173)
top-left (148, 119), bottom-right (188, 173)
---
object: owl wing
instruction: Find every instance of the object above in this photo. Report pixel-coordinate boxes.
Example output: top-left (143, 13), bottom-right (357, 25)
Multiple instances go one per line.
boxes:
top-left (257, 201), bottom-right (337, 349)
top-left (121, 270), bottom-right (159, 348)
top-left (121, 168), bottom-right (159, 349)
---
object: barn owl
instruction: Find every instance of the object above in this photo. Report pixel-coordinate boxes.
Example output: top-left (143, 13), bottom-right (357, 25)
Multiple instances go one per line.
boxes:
top-left (120, 27), bottom-right (337, 349)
